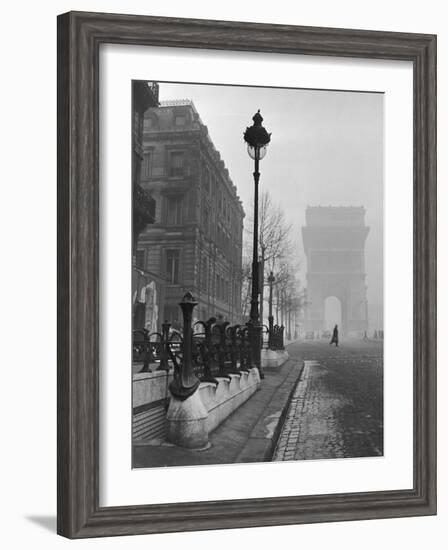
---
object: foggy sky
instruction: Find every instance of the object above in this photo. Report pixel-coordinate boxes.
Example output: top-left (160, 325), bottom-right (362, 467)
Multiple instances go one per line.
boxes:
top-left (155, 81), bottom-right (383, 314)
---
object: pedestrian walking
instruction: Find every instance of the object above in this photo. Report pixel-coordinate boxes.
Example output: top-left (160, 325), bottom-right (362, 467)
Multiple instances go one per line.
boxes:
top-left (329, 324), bottom-right (339, 347)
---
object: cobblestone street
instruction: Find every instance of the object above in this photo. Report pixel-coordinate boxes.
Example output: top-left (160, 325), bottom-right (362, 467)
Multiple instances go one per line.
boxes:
top-left (273, 339), bottom-right (383, 461)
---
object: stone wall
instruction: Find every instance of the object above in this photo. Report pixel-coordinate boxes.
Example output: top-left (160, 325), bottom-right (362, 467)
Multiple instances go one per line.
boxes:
top-left (133, 370), bottom-right (173, 441)
top-left (133, 367), bottom-right (261, 443)
top-left (198, 368), bottom-right (261, 432)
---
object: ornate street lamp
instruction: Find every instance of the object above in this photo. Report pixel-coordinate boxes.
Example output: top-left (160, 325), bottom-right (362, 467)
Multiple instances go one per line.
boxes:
top-left (267, 271), bottom-right (276, 348)
top-left (244, 110), bottom-right (271, 378)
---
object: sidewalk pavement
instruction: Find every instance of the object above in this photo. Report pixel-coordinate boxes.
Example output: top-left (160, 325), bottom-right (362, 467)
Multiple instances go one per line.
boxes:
top-left (133, 354), bottom-right (304, 469)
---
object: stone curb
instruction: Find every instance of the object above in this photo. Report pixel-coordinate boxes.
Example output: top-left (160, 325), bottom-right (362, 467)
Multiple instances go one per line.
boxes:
top-left (235, 360), bottom-right (305, 463)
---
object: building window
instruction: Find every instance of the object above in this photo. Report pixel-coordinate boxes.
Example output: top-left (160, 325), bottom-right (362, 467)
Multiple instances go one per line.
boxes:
top-left (142, 152), bottom-right (152, 178)
top-left (203, 206), bottom-right (209, 233)
top-left (166, 195), bottom-right (183, 225)
top-left (169, 151), bottom-right (185, 177)
top-left (175, 115), bottom-right (186, 126)
top-left (201, 258), bottom-right (208, 291)
top-left (166, 250), bottom-right (180, 284)
top-left (143, 117), bottom-right (152, 131)
top-left (143, 112), bottom-right (158, 131)
top-left (203, 169), bottom-right (210, 193)
top-left (217, 275), bottom-right (225, 301)
top-left (135, 249), bottom-right (145, 269)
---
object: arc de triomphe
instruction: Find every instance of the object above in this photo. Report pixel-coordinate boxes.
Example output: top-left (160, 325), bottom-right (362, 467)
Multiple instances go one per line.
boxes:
top-left (302, 206), bottom-right (369, 336)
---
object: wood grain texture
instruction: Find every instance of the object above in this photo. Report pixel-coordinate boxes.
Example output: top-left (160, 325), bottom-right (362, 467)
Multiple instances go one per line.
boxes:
top-left (57, 11), bottom-right (437, 538)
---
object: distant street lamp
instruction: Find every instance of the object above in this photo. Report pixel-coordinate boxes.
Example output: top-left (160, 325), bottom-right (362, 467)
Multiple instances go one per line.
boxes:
top-left (244, 110), bottom-right (271, 378)
top-left (267, 271), bottom-right (275, 348)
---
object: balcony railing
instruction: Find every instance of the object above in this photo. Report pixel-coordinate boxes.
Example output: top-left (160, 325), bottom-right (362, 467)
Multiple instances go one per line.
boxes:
top-left (133, 184), bottom-right (156, 237)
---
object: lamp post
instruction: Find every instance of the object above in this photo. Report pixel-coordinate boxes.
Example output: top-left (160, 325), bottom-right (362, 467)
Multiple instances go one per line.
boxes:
top-left (267, 271), bottom-right (275, 348)
top-left (244, 110), bottom-right (271, 379)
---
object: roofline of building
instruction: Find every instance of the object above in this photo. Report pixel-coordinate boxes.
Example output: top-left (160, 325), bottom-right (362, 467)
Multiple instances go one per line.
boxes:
top-left (147, 99), bottom-right (245, 215)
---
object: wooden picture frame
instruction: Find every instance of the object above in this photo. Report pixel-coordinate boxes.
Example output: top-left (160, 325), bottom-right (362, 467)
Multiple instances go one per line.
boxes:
top-left (57, 10), bottom-right (437, 538)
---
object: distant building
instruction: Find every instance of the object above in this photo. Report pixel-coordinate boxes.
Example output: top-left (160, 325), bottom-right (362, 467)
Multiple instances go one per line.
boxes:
top-left (302, 206), bottom-right (370, 336)
top-left (136, 99), bottom-right (245, 329)
top-left (132, 81), bottom-right (159, 246)
top-left (132, 81), bottom-right (159, 330)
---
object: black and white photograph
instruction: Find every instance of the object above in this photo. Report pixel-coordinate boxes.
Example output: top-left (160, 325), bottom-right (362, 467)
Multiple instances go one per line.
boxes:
top-left (1, 0), bottom-right (441, 545)
top-left (131, 79), bottom-right (384, 468)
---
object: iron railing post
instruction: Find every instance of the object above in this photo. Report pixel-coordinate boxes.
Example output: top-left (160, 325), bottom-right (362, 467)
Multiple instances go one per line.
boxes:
top-left (157, 321), bottom-right (171, 371)
top-left (169, 292), bottom-right (201, 401)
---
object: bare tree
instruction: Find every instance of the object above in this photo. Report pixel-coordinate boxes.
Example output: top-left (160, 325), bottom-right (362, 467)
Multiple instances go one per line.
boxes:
top-left (245, 191), bottom-right (294, 323)
top-left (273, 258), bottom-right (306, 340)
top-left (242, 192), bottom-right (307, 338)
top-left (240, 254), bottom-right (252, 320)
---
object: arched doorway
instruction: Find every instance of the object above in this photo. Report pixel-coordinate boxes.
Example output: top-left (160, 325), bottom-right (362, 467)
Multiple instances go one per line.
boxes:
top-left (324, 296), bottom-right (342, 332)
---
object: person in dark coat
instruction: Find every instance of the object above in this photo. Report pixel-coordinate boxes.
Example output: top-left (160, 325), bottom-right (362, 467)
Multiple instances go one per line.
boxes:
top-left (329, 324), bottom-right (339, 347)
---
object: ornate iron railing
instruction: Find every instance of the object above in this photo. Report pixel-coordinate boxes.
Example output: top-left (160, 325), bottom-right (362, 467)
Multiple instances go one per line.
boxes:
top-left (133, 317), bottom-right (256, 384)
top-left (191, 319), bottom-right (253, 383)
top-left (132, 322), bottom-right (182, 373)
top-left (133, 292), bottom-right (269, 392)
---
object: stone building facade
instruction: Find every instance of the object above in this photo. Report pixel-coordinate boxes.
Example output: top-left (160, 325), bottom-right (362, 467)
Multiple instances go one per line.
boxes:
top-left (302, 206), bottom-right (370, 336)
top-left (132, 81), bottom-right (159, 330)
top-left (132, 81), bottom-right (159, 246)
top-left (136, 99), bottom-right (245, 329)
